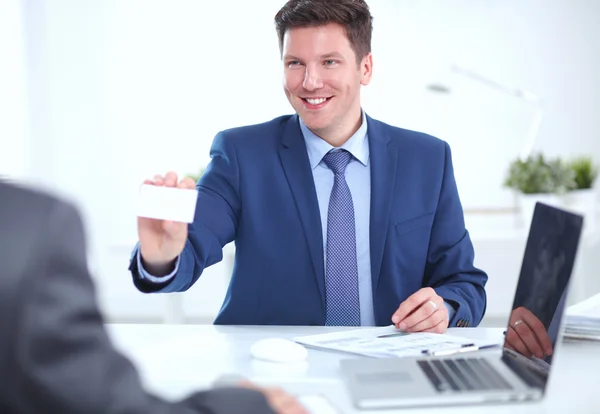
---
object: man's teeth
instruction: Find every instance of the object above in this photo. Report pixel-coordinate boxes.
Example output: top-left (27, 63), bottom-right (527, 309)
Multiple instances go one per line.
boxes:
top-left (306, 98), bottom-right (327, 105)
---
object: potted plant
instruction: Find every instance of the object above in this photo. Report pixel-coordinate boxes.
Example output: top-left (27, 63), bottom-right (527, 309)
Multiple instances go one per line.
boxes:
top-left (504, 153), bottom-right (576, 226)
top-left (563, 156), bottom-right (598, 224)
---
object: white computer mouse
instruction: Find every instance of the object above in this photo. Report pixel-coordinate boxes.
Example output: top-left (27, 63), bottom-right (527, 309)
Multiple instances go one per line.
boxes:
top-left (250, 337), bottom-right (308, 363)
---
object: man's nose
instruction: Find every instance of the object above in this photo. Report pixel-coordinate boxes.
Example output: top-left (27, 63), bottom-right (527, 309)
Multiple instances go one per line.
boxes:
top-left (302, 67), bottom-right (324, 91)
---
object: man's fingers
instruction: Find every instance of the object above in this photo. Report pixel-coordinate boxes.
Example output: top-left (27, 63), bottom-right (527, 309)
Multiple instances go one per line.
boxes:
top-left (164, 171), bottom-right (179, 187)
top-left (399, 300), bottom-right (440, 331)
top-left (178, 177), bottom-right (197, 189)
top-left (512, 307), bottom-right (553, 357)
top-left (504, 341), bottom-right (519, 355)
top-left (153, 174), bottom-right (165, 186)
top-left (521, 313), bottom-right (553, 355)
top-left (407, 308), bottom-right (446, 332)
top-left (421, 317), bottom-right (448, 334)
top-left (505, 329), bottom-right (532, 357)
top-left (404, 310), bottom-right (444, 332)
top-left (513, 323), bottom-right (544, 359)
top-left (392, 287), bottom-right (436, 326)
top-left (144, 172), bottom-right (196, 190)
top-left (536, 331), bottom-right (553, 356)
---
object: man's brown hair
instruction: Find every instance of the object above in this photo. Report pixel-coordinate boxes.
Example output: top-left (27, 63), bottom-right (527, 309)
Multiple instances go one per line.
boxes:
top-left (274, 0), bottom-right (373, 64)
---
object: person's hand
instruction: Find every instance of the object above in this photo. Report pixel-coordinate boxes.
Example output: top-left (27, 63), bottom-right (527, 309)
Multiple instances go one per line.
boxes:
top-left (137, 171), bottom-right (196, 275)
top-left (504, 306), bottom-right (553, 359)
top-left (391, 287), bottom-right (449, 333)
top-left (238, 381), bottom-right (309, 414)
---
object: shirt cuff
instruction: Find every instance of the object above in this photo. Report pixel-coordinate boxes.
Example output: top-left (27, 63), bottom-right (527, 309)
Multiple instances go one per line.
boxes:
top-left (443, 300), bottom-right (457, 322)
top-left (137, 250), bottom-right (179, 283)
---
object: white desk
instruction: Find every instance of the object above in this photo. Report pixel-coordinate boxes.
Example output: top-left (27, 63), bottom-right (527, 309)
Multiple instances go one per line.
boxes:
top-left (106, 324), bottom-right (600, 413)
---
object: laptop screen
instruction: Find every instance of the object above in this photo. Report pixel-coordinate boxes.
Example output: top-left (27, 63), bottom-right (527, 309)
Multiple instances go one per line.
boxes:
top-left (501, 202), bottom-right (583, 385)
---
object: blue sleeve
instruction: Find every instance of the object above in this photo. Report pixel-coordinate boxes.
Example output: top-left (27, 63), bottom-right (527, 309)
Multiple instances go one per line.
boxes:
top-left (425, 141), bottom-right (488, 327)
top-left (136, 250), bottom-right (179, 283)
top-left (443, 300), bottom-right (456, 321)
top-left (129, 131), bottom-right (241, 294)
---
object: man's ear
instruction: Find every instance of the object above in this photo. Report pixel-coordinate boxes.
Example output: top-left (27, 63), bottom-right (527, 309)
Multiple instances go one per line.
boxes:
top-left (360, 53), bottom-right (373, 86)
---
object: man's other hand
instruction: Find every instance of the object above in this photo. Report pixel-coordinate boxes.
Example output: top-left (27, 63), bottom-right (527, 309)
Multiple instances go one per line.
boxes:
top-left (505, 306), bottom-right (553, 359)
top-left (391, 287), bottom-right (449, 333)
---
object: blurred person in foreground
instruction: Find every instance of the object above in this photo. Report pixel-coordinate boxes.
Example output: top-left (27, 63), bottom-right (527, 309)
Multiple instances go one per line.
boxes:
top-left (0, 180), bottom-right (307, 414)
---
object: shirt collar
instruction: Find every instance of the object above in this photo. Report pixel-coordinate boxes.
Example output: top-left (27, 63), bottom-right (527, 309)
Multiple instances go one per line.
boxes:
top-left (299, 110), bottom-right (369, 170)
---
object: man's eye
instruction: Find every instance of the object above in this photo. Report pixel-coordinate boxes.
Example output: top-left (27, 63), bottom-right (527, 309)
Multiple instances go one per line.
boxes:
top-left (288, 61), bottom-right (301, 67)
top-left (324, 60), bottom-right (337, 66)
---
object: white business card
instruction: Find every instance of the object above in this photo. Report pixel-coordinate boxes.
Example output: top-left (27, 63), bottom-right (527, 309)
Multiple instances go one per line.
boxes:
top-left (137, 184), bottom-right (198, 223)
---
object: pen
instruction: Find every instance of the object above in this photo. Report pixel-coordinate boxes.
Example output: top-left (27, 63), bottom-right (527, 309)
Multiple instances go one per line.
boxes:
top-left (376, 332), bottom-right (409, 338)
top-left (421, 343), bottom-right (498, 356)
top-left (421, 343), bottom-right (478, 356)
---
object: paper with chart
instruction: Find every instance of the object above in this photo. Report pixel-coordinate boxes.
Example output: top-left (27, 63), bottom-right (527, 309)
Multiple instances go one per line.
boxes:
top-left (294, 325), bottom-right (500, 358)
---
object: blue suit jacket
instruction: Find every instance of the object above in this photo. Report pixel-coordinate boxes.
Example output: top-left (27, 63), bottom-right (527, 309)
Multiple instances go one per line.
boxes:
top-left (130, 114), bottom-right (488, 327)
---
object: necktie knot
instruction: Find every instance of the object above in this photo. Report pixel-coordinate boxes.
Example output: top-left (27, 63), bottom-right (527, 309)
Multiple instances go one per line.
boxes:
top-left (323, 149), bottom-right (352, 175)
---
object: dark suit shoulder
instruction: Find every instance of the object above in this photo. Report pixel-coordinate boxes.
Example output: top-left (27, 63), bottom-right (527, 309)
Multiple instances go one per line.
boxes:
top-left (216, 115), bottom-right (294, 145)
top-left (0, 181), bottom-right (84, 292)
top-left (0, 180), bottom-right (72, 218)
top-left (0, 181), bottom-right (81, 295)
top-left (0, 182), bottom-right (71, 244)
top-left (368, 117), bottom-right (447, 152)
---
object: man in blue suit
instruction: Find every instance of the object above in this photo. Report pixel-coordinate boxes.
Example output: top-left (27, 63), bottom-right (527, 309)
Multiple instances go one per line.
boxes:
top-left (129, 0), bottom-right (488, 331)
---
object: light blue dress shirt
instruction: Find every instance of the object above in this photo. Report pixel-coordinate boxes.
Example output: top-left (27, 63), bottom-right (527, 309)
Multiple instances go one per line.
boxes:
top-left (138, 110), bottom-right (455, 325)
top-left (299, 111), bottom-right (375, 326)
top-left (137, 249), bottom-right (180, 283)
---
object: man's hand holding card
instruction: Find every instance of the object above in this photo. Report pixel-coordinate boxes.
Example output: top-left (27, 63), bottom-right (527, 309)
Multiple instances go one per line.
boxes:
top-left (136, 172), bottom-right (197, 276)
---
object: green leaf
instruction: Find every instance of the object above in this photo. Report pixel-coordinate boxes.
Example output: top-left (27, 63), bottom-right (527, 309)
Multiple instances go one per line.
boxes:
top-left (568, 156), bottom-right (598, 189)
top-left (504, 153), bottom-right (576, 194)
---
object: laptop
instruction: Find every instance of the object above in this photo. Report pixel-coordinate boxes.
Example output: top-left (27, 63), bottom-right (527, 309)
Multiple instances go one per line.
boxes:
top-left (340, 202), bottom-right (584, 409)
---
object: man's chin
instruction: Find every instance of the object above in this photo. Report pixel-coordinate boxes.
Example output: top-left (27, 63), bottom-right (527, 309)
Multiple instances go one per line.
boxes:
top-left (297, 112), bottom-right (330, 132)
top-left (303, 122), bottom-right (329, 135)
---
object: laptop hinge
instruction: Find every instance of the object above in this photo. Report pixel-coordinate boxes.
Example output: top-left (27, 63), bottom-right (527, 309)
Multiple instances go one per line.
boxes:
top-left (501, 351), bottom-right (547, 389)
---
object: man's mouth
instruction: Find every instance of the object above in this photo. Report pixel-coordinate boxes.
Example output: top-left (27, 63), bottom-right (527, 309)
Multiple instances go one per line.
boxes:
top-left (302, 97), bottom-right (332, 108)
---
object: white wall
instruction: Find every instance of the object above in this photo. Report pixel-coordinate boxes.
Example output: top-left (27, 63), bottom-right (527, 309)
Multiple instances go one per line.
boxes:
top-left (0, 0), bottom-right (29, 178)
top-left (14, 0), bottom-right (600, 324)
top-left (365, 0), bottom-right (600, 209)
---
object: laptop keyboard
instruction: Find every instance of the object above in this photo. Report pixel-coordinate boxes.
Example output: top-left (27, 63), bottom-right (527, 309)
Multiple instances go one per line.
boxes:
top-left (418, 357), bottom-right (513, 392)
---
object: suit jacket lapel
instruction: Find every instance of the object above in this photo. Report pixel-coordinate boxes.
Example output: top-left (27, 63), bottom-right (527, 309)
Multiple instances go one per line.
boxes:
top-left (368, 115), bottom-right (398, 293)
top-left (278, 115), bottom-right (325, 310)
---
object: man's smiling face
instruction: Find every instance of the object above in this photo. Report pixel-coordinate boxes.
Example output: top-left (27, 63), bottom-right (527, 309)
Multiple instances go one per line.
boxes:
top-left (282, 23), bottom-right (372, 139)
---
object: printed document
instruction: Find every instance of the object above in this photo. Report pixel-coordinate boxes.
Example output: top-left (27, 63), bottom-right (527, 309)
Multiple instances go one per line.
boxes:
top-left (564, 292), bottom-right (600, 340)
top-left (294, 325), bottom-right (500, 358)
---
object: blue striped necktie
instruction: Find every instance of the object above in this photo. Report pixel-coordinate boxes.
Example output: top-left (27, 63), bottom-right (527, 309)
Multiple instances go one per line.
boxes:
top-left (322, 149), bottom-right (361, 326)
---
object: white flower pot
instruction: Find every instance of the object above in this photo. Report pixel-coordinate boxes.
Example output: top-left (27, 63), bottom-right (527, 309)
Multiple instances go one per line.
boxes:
top-left (562, 188), bottom-right (597, 228)
top-left (518, 193), bottom-right (565, 228)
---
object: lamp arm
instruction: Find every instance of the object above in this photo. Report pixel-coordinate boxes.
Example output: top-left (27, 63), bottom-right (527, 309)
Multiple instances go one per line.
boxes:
top-left (520, 107), bottom-right (544, 161)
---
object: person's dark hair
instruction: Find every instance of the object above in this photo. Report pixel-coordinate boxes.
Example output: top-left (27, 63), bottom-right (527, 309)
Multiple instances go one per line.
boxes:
top-left (274, 0), bottom-right (373, 64)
